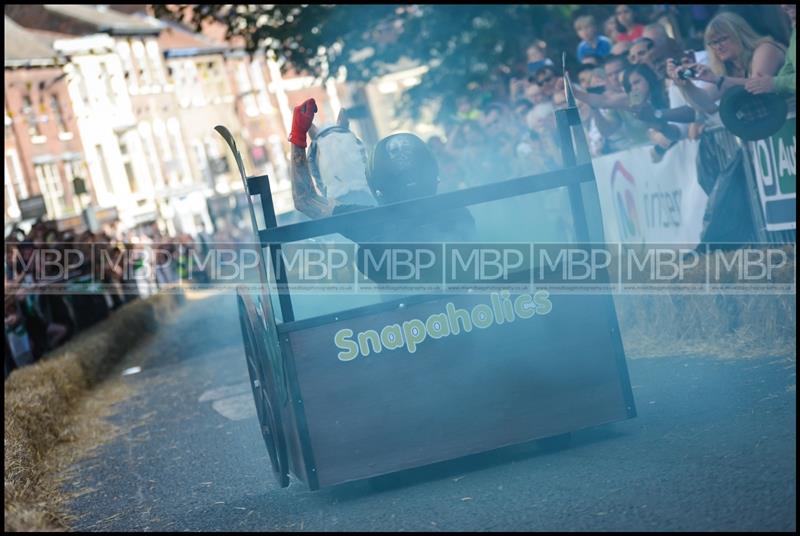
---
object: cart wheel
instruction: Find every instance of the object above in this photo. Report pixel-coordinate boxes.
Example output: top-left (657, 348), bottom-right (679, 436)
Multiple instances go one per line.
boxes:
top-left (537, 432), bottom-right (572, 452)
top-left (238, 294), bottom-right (290, 488)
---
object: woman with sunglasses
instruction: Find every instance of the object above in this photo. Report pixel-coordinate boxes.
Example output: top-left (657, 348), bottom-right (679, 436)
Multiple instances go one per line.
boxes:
top-left (666, 11), bottom-right (786, 115)
top-left (614, 5), bottom-right (645, 43)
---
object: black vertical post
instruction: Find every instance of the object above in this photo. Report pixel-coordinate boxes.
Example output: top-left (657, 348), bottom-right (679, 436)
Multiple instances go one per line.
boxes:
top-left (216, 125), bottom-right (296, 324)
top-left (249, 174), bottom-right (296, 323)
top-left (557, 75), bottom-right (635, 418)
top-left (555, 105), bottom-right (592, 244)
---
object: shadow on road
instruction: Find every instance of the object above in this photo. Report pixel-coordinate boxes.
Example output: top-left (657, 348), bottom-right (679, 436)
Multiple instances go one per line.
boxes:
top-left (322, 424), bottom-right (627, 501)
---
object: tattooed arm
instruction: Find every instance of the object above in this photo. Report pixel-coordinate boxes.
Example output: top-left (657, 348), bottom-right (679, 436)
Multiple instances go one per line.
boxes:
top-left (291, 143), bottom-right (335, 219)
top-left (288, 97), bottom-right (335, 219)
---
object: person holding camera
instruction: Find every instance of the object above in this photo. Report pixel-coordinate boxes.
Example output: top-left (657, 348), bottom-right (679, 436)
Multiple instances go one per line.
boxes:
top-left (666, 12), bottom-right (786, 116)
top-left (621, 64), bottom-right (685, 162)
top-left (571, 55), bottom-right (635, 154)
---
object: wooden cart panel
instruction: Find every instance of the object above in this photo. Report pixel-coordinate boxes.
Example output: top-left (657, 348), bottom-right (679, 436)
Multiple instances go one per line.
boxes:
top-left (284, 291), bottom-right (632, 487)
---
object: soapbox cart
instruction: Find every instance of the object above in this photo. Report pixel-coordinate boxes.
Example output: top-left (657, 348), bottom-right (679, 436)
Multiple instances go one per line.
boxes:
top-left (215, 101), bottom-right (636, 490)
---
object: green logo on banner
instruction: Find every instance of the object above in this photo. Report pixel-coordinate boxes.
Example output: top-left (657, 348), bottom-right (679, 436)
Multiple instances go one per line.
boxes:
top-left (754, 119), bottom-right (797, 195)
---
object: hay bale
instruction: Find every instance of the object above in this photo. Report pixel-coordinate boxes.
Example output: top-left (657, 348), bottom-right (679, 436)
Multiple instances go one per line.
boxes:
top-left (4, 293), bottom-right (182, 532)
top-left (614, 246), bottom-right (796, 359)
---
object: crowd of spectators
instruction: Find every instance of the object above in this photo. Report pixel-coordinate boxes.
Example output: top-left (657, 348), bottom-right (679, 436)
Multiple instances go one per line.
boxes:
top-left (3, 219), bottom-right (212, 378)
top-left (5, 5), bottom-right (796, 375)
top-left (428, 4), bottom-right (796, 191)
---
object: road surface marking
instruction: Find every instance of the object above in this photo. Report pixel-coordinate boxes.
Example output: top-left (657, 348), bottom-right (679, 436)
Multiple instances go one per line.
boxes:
top-left (199, 382), bottom-right (251, 403)
top-left (212, 394), bottom-right (256, 421)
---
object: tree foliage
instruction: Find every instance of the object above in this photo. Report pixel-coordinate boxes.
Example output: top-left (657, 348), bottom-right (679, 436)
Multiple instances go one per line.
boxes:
top-left (153, 4), bottom-right (613, 120)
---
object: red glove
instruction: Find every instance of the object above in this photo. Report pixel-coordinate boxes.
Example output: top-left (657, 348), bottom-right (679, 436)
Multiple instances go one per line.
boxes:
top-left (288, 98), bottom-right (317, 148)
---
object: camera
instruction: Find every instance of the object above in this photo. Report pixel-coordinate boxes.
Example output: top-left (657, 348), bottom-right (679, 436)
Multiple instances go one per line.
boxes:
top-left (678, 67), bottom-right (697, 80)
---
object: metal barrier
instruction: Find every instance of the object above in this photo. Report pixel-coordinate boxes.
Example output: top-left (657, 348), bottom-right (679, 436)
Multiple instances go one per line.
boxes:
top-left (740, 104), bottom-right (796, 244)
top-left (696, 104), bottom-right (796, 245)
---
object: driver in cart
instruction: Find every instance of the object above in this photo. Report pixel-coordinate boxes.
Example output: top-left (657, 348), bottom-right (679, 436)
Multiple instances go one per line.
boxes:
top-left (287, 97), bottom-right (476, 284)
top-left (288, 98), bottom-right (476, 243)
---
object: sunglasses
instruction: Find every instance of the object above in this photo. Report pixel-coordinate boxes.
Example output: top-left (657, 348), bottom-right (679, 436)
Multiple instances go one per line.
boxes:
top-left (535, 75), bottom-right (554, 86)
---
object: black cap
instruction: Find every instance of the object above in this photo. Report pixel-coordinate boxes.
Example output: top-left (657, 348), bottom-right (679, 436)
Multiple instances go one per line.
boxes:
top-left (718, 86), bottom-right (788, 141)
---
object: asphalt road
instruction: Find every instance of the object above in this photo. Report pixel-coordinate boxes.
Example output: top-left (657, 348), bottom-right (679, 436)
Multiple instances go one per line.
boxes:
top-left (65, 292), bottom-right (796, 531)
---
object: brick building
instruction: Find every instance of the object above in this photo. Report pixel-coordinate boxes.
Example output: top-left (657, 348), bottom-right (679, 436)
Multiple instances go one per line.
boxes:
top-left (157, 21), bottom-right (243, 233)
top-left (5, 4), bottom-right (214, 235)
top-left (4, 16), bottom-right (88, 226)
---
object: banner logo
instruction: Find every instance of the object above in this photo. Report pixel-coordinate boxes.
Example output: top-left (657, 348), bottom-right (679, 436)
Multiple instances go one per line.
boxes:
top-left (750, 118), bottom-right (796, 231)
top-left (610, 161), bottom-right (643, 243)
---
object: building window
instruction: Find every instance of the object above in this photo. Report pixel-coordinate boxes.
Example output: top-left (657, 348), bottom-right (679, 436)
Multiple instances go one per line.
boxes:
top-left (64, 160), bottom-right (88, 188)
top-left (22, 95), bottom-right (42, 138)
top-left (34, 163), bottom-right (65, 218)
top-left (132, 40), bottom-right (152, 88)
top-left (191, 140), bottom-right (211, 187)
top-left (5, 157), bottom-right (21, 220)
top-left (153, 119), bottom-right (178, 186)
top-left (94, 144), bottom-right (115, 196)
top-left (203, 61), bottom-right (219, 100)
top-left (64, 160), bottom-right (90, 212)
top-left (69, 66), bottom-right (91, 107)
top-left (250, 59), bottom-right (272, 114)
top-left (213, 61), bottom-right (228, 98)
top-left (169, 61), bottom-right (191, 107)
top-left (146, 40), bottom-right (166, 86)
top-left (138, 122), bottom-right (163, 190)
top-left (6, 149), bottom-right (28, 199)
top-left (166, 118), bottom-right (190, 183)
top-left (236, 62), bottom-right (258, 117)
top-left (50, 95), bottom-right (68, 133)
top-left (118, 136), bottom-right (138, 193)
top-left (101, 62), bottom-right (118, 105)
top-left (118, 40), bottom-right (138, 92)
top-left (191, 60), bottom-right (206, 106)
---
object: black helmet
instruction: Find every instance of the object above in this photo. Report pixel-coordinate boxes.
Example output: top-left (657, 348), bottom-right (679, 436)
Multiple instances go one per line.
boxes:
top-left (367, 133), bottom-right (439, 203)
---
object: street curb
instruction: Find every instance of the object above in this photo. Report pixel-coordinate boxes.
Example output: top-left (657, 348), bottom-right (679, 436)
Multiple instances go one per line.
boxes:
top-left (4, 292), bottom-right (183, 532)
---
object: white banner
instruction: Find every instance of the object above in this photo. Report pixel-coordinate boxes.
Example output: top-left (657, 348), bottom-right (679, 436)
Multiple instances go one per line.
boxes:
top-left (748, 116), bottom-right (796, 232)
top-left (592, 140), bottom-right (709, 246)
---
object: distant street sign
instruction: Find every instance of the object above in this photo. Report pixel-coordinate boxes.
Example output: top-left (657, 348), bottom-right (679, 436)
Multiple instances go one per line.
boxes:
top-left (18, 195), bottom-right (47, 221)
top-left (73, 177), bottom-right (88, 195)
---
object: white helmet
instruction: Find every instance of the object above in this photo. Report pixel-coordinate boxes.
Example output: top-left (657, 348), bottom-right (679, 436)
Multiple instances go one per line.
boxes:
top-left (308, 125), bottom-right (373, 203)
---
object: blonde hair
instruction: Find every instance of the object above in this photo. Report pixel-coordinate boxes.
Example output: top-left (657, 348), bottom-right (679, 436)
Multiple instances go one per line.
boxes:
top-left (574, 15), bottom-right (595, 31)
top-left (704, 12), bottom-right (784, 76)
